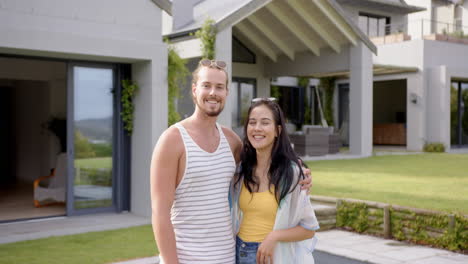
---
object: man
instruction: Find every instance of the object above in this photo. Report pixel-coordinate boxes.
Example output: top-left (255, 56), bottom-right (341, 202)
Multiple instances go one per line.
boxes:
top-left (150, 59), bottom-right (311, 264)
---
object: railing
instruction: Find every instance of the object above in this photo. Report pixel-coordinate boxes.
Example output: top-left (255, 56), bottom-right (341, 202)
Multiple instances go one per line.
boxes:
top-left (368, 19), bottom-right (468, 45)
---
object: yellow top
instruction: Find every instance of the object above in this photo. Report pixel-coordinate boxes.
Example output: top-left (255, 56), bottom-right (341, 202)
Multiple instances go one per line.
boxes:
top-left (238, 183), bottom-right (278, 242)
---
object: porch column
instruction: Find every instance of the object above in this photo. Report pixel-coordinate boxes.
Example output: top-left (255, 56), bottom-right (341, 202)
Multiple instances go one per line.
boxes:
top-left (426, 65), bottom-right (450, 150)
top-left (215, 26), bottom-right (233, 128)
top-left (131, 48), bottom-right (168, 217)
top-left (349, 42), bottom-right (373, 156)
top-left (255, 57), bottom-right (271, 98)
top-left (407, 73), bottom-right (425, 151)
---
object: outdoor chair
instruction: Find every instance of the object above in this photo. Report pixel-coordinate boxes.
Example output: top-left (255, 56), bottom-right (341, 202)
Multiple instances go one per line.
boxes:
top-left (33, 153), bottom-right (67, 207)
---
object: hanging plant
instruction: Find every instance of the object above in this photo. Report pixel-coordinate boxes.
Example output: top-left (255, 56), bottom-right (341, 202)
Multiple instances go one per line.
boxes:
top-left (297, 77), bottom-right (311, 125)
top-left (319, 77), bottom-right (336, 127)
top-left (168, 45), bottom-right (190, 126)
top-left (195, 18), bottom-right (216, 59)
top-left (121, 79), bottom-right (138, 135)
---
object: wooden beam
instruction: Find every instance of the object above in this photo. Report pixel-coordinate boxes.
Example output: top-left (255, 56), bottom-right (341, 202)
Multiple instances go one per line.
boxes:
top-left (311, 0), bottom-right (357, 45)
top-left (266, 2), bottom-right (320, 56)
top-left (289, 0), bottom-right (341, 53)
top-left (247, 15), bottom-right (295, 60)
top-left (235, 22), bottom-right (277, 62)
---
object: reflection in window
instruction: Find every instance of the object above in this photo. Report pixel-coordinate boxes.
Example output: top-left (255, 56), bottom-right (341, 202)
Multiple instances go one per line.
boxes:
top-left (231, 78), bottom-right (256, 134)
top-left (451, 81), bottom-right (468, 146)
top-left (73, 66), bottom-right (114, 209)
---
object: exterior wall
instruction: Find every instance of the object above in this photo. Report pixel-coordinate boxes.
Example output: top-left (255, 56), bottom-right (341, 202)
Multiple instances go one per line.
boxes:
top-left (0, 0), bottom-right (168, 217)
top-left (426, 66), bottom-right (451, 149)
top-left (374, 41), bottom-right (426, 151)
top-left (233, 56), bottom-right (270, 98)
top-left (463, 1), bottom-right (468, 28)
top-left (14, 81), bottom-right (51, 183)
top-left (423, 40), bottom-right (468, 150)
top-left (172, 38), bottom-right (203, 59)
top-left (374, 38), bottom-right (468, 150)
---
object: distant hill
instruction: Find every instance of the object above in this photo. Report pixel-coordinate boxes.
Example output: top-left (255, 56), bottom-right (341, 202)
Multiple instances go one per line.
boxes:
top-left (76, 117), bottom-right (112, 143)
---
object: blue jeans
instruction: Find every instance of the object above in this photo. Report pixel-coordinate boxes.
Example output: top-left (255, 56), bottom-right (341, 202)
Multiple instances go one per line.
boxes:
top-left (236, 236), bottom-right (260, 264)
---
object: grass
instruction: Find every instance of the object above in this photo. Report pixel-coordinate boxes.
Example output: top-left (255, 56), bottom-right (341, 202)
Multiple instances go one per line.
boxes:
top-left (75, 157), bottom-right (112, 169)
top-left (305, 153), bottom-right (468, 214)
top-left (0, 225), bottom-right (157, 264)
top-left (2, 153), bottom-right (467, 263)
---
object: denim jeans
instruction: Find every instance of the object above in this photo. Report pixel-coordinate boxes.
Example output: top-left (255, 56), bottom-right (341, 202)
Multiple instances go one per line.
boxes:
top-left (236, 236), bottom-right (260, 264)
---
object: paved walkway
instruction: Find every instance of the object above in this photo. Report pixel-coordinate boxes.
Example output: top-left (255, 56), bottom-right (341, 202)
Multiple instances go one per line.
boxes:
top-left (0, 212), bottom-right (149, 244)
top-left (1, 213), bottom-right (466, 264)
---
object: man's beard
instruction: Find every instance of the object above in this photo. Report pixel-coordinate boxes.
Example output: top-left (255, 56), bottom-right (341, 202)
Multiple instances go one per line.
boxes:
top-left (195, 98), bottom-right (224, 117)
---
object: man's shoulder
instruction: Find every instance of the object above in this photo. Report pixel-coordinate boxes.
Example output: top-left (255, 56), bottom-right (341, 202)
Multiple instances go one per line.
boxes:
top-left (156, 125), bottom-right (184, 151)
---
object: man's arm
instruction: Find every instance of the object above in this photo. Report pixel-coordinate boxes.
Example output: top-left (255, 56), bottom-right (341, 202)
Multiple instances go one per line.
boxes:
top-left (150, 127), bottom-right (182, 264)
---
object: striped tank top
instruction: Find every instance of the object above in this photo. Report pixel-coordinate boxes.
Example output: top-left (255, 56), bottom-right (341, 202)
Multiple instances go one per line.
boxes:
top-left (171, 123), bottom-right (236, 264)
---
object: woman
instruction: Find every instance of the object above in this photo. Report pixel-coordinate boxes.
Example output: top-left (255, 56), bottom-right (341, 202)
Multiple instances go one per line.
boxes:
top-left (231, 98), bottom-right (319, 264)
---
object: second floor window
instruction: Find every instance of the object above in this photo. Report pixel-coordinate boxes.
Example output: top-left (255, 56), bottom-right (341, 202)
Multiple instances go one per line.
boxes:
top-left (358, 13), bottom-right (391, 37)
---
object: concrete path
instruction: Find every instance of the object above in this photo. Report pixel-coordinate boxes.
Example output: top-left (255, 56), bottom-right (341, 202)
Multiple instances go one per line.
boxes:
top-left (315, 230), bottom-right (467, 264)
top-left (0, 212), bottom-right (149, 244)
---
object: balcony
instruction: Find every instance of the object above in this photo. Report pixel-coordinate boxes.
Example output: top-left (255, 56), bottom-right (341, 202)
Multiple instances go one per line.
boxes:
top-left (368, 19), bottom-right (468, 45)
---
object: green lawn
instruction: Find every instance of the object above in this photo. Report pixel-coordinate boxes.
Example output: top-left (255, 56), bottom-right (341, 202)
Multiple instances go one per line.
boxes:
top-left (0, 225), bottom-right (157, 264)
top-left (306, 153), bottom-right (468, 214)
top-left (75, 157), bottom-right (112, 169)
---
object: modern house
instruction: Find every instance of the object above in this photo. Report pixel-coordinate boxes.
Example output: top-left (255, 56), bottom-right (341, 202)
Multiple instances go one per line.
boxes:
top-left (0, 0), bottom-right (169, 221)
top-left (271, 0), bottom-right (468, 152)
top-left (338, 0), bottom-right (468, 151)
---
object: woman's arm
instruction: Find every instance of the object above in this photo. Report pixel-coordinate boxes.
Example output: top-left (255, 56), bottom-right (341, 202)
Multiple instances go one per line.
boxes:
top-left (256, 226), bottom-right (315, 264)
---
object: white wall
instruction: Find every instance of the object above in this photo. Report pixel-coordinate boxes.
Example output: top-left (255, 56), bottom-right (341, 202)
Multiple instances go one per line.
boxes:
top-left (14, 81), bottom-right (51, 183)
top-left (233, 56), bottom-right (270, 98)
top-left (463, 1), bottom-right (468, 29)
top-left (0, 0), bottom-right (163, 61)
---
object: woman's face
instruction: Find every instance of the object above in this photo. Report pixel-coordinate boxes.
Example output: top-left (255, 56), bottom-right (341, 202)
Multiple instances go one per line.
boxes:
top-left (247, 104), bottom-right (279, 153)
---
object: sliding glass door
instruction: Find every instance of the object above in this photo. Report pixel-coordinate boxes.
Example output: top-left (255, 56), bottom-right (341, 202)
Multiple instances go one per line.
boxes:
top-left (67, 63), bottom-right (116, 214)
top-left (451, 81), bottom-right (468, 147)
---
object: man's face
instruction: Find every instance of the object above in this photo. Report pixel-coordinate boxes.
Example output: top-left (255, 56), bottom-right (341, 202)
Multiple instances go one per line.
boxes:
top-left (192, 67), bottom-right (228, 117)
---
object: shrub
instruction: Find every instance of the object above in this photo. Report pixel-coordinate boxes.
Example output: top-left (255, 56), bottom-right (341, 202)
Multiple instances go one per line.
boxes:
top-left (423, 142), bottom-right (446, 153)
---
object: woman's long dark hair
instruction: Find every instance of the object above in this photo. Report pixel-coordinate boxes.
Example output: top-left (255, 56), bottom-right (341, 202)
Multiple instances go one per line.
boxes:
top-left (237, 99), bottom-right (305, 204)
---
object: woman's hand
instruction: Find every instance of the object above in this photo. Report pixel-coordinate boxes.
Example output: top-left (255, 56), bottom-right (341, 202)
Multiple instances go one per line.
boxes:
top-left (257, 232), bottom-right (278, 264)
top-left (299, 162), bottom-right (312, 192)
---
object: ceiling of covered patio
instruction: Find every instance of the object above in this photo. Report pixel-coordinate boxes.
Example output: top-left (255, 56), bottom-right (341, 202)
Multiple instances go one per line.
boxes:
top-left (231, 0), bottom-right (376, 62)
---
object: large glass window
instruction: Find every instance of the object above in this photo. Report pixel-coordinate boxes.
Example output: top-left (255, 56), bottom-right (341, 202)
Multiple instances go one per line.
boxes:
top-left (231, 78), bottom-right (256, 130)
top-left (72, 66), bottom-right (114, 210)
top-left (276, 86), bottom-right (305, 127)
top-left (359, 13), bottom-right (391, 37)
top-left (451, 81), bottom-right (468, 146)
